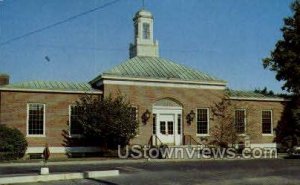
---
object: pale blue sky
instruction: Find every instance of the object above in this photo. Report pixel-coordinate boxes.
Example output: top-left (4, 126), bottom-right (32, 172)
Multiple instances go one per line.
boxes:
top-left (0, 0), bottom-right (294, 93)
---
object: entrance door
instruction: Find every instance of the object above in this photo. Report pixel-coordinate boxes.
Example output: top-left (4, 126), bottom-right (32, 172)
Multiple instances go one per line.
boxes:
top-left (158, 114), bottom-right (175, 145)
top-left (152, 99), bottom-right (183, 146)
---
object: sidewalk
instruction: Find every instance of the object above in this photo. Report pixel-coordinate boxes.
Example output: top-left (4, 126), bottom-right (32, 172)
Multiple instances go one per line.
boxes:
top-left (0, 158), bottom-right (148, 167)
top-left (0, 152), bottom-right (287, 168)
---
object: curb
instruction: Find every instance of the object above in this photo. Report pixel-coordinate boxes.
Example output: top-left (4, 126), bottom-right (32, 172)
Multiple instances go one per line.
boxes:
top-left (0, 170), bottom-right (119, 184)
top-left (0, 155), bottom-right (287, 167)
top-left (0, 159), bottom-right (147, 167)
top-left (0, 158), bottom-right (231, 168)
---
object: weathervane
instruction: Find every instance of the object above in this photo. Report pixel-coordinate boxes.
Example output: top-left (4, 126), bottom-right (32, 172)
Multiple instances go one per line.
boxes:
top-left (142, 0), bottom-right (145, 9)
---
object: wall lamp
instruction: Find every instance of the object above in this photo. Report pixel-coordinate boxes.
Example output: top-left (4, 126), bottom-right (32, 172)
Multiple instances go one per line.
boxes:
top-left (142, 109), bottom-right (151, 124)
top-left (186, 110), bottom-right (196, 124)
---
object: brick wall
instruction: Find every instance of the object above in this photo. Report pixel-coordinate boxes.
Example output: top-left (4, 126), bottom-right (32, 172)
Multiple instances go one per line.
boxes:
top-left (0, 85), bottom-right (287, 150)
top-left (103, 83), bottom-right (285, 146)
top-left (0, 90), bottom-right (100, 149)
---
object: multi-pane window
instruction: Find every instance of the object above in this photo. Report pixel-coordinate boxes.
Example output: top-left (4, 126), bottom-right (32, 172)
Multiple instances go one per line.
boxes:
top-left (235, 110), bottom-right (246, 134)
top-left (130, 106), bottom-right (139, 135)
top-left (197, 108), bottom-right (209, 134)
top-left (153, 114), bottom-right (156, 134)
top-left (160, 121), bottom-right (166, 134)
top-left (27, 103), bottom-right (45, 136)
top-left (70, 106), bottom-right (83, 136)
top-left (167, 121), bottom-right (174, 135)
top-left (178, 114), bottom-right (181, 134)
top-left (262, 110), bottom-right (272, 134)
top-left (130, 107), bottom-right (137, 121)
top-left (142, 23), bottom-right (150, 39)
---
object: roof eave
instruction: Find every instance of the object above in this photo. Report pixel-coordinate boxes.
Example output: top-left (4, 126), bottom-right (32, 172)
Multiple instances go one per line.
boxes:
top-left (229, 96), bottom-right (289, 102)
top-left (101, 75), bottom-right (227, 86)
top-left (89, 75), bottom-right (102, 86)
top-left (0, 87), bottom-right (102, 94)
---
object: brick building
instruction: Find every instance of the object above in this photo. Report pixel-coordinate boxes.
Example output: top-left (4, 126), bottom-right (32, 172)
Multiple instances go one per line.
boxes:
top-left (0, 9), bottom-right (286, 157)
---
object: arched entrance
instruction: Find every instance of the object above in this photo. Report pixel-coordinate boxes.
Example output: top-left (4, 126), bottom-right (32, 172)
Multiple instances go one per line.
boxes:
top-left (152, 98), bottom-right (183, 146)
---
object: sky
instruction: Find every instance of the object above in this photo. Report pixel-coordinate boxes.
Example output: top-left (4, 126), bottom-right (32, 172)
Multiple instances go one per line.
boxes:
top-left (0, 0), bottom-right (294, 93)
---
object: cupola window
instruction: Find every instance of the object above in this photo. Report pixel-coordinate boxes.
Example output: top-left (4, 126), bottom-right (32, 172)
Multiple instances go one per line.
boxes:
top-left (142, 23), bottom-right (150, 39)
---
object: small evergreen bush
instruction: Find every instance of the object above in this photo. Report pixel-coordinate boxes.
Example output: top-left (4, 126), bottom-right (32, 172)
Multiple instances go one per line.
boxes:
top-left (0, 124), bottom-right (28, 161)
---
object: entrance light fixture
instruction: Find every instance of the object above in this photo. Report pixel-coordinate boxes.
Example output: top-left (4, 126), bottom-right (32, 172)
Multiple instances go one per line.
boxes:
top-left (187, 110), bottom-right (195, 124)
top-left (142, 109), bottom-right (151, 124)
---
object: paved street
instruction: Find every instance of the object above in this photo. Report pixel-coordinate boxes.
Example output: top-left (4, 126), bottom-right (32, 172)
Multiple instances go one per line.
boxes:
top-left (1, 159), bottom-right (300, 185)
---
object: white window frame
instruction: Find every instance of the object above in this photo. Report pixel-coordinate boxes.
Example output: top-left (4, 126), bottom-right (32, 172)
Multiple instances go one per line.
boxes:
top-left (235, 109), bottom-right (246, 135)
top-left (196, 108), bottom-right (210, 136)
top-left (69, 105), bottom-right (83, 138)
top-left (130, 105), bottom-right (140, 137)
top-left (262, 110), bottom-right (273, 136)
top-left (26, 103), bottom-right (46, 137)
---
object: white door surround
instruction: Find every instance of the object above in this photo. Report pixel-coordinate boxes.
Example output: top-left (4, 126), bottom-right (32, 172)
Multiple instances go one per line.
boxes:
top-left (152, 103), bottom-right (183, 146)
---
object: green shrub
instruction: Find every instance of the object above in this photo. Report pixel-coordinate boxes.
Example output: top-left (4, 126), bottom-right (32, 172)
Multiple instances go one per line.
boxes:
top-left (0, 124), bottom-right (28, 161)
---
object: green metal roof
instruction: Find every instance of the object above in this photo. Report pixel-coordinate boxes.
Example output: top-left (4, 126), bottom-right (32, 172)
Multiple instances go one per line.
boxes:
top-left (1, 81), bottom-right (99, 93)
top-left (91, 56), bottom-right (225, 84)
top-left (227, 89), bottom-right (282, 99)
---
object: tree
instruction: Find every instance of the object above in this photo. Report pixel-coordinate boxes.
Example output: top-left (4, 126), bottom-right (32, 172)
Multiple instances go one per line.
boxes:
top-left (211, 97), bottom-right (238, 147)
top-left (210, 95), bottom-right (256, 148)
top-left (263, 0), bottom-right (300, 94)
top-left (254, 87), bottom-right (275, 96)
top-left (75, 94), bottom-right (138, 149)
top-left (275, 96), bottom-right (300, 148)
top-left (0, 124), bottom-right (28, 161)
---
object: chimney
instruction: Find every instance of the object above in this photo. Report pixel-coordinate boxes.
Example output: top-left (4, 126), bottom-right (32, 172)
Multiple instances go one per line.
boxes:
top-left (0, 74), bottom-right (9, 86)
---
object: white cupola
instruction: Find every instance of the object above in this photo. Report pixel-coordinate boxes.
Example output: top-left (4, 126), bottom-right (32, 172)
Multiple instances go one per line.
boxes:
top-left (129, 9), bottom-right (159, 58)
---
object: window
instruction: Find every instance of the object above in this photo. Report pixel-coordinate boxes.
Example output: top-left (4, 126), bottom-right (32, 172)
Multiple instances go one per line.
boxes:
top-left (130, 106), bottom-right (139, 135)
top-left (153, 114), bottom-right (156, 134)
top-left (262, 110), bottom-right (272, 134)
top-left (235, 110), bottom-right (246, 134)
top-left (27, 103), bottom-right (45, 136)
top-left (69, 105), bottom-right (83, 136)
top-left (142, 23), bottom-right (150, 39)
top-left (130, 107), bottom-right (137, 121)
top-left (160, 121), bottom-right (166, 134)
top-left (178, 114), bottom-right (181, 134)
top-left (197, 108), bottom-right (209, 135)
top-left (135, 23), bottom-right (138, 37)
top-left (167, 121), bottom-right (174, 135)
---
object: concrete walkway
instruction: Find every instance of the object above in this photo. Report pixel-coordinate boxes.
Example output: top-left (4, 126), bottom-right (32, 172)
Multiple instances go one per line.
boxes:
top-left (0, 158), bottom-right (147, 167)
top-left (0, 152), bottom-right (288, 167)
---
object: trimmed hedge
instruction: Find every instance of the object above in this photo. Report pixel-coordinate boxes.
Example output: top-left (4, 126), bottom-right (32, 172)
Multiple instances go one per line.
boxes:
top-left (0, 124), bottom-right (28, 161)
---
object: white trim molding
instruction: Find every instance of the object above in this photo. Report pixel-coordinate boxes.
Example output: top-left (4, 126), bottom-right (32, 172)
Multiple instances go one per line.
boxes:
top-left (26, 147), bottom-right (101, 154)
top-left (99, 77), bottom-right (226, 90)
top-left (0, 87), bottom-right (102, 94)
top-left (229, 96), bottom-right (287, 102)
top-left (249, 143), bottom-right (277, 148)
top-left (102, 75), bottom-right (227, 85)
